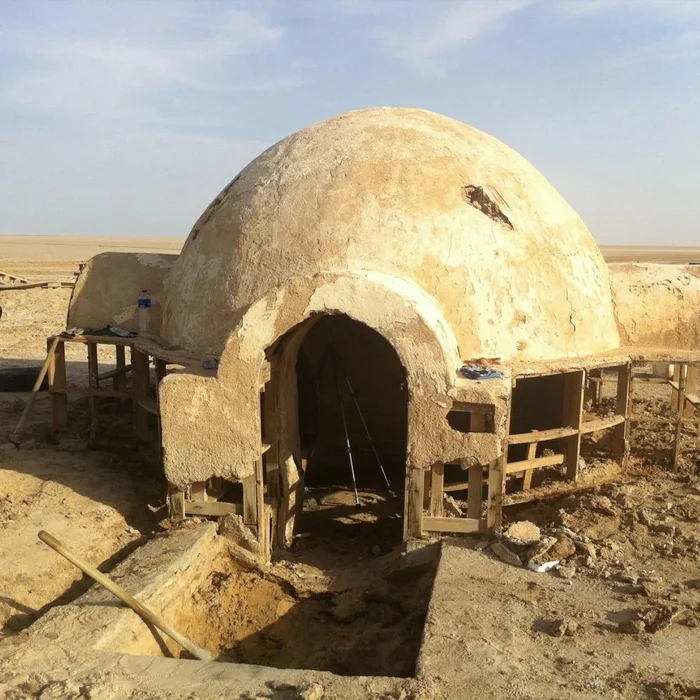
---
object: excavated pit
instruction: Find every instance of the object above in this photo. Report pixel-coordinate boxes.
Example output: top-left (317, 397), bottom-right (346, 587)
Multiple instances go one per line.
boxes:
top-left (107, 488), bottom-right (437, 678)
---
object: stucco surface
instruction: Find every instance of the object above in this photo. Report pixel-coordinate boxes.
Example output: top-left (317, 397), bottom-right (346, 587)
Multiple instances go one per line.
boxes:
top-left (68, 252), bottom-right (177, 333)
top-left (611, 263), bottom-right (700, 350)
top-left (160, 271), bottom-right (508, 489)
top-left (161, 107), bottom-right (620, 361)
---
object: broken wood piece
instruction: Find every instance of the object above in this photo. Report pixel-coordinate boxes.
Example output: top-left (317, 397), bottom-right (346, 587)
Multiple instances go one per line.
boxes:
top-left (38, 530), bottom-right (215, 662)
top-left (13, 335), bottom-right (61, 436)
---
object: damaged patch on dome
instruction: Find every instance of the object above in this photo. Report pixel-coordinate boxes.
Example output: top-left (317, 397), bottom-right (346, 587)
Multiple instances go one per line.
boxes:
top-left (462, 185), bottom-right (513, 230)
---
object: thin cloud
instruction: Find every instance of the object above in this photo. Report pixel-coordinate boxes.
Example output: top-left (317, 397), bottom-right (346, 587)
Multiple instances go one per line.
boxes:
top-left (374, 0), bottom-right (537, 73)
top-left (1, 2), bottom-right (293, 126)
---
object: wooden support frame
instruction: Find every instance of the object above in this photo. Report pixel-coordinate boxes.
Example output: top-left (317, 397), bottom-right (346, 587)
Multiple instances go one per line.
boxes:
top-left (428, 463), bottom-right (444, 518)
top-left (404, 467), bottom-right (424, 539)
top-left (87, 342), bottom-right (99, 440)
top-left (673, 363), bottom-right (687, 471)
top-left (612, 364), bottom-right (632, 464)
top-left (423, 516), bottom-right (484, 534)
top-left (466, 464), bottom-right (483, 518)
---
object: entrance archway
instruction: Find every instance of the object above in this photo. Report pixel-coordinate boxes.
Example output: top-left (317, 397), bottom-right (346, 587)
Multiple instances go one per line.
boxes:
top-left (269, 313), bottom-right (408, 547)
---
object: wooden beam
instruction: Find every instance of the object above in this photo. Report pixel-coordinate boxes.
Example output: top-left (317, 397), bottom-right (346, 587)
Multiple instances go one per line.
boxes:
top-left (522, 442), bottom-right (537, 489)
top-left (505, 453), bottom-right (564, 474)
top-left (169, 488), bottom-right (185, 520)
top-left (685, 366), bottom-right (699, 417)
top-left (673, 364), bottom-right (686, 471)
top-left (131, 348), bottom-right (150, 441)
top-left (562, 370), bottom-right (584, 482)
top-left (404, 467), bottom-right (424, 539)
top-left (51, 386), bottom-right (132, 399)
top-left (155, 359), bottom-right (168, 385)
top-left (255, 456), bottom-right (267, 555)
top-left (613, 363), bottom-right (632, 463)
top-left (507, 426), bottom-right (578, 444)
top-left (242, 474), bottom-right (257, 525)
top-left (486, 458), bottom-right (505, 533)
top-left (580, 413), bottom-right (626, 435)
top-left (422, 516), bottom-right (484, 534)
top-left (87, 341), bottom-right (99, 440)
top-left (429, 463), bottom-right (444, 518)
top-left (466, 464), bottom-right (483, 518)
top-left (190, 481), bottom-right (208, 502)
top-left (184, 500), bottom-right (243, 517)
top-left (49, 338), bottom-right (68, 432)
top-left (114, 346), bottom-right (127, 392)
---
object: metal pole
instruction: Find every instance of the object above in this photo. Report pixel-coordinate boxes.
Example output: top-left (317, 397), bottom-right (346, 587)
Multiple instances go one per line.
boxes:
top-left (332, 353), bottom-right (360, 506)
top-left (341, 369), bottom-right (395, 495)
top-left (38, 530), bottom-right (215, 662)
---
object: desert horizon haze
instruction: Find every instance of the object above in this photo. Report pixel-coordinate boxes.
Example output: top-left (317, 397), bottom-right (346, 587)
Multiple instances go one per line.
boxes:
top-left (1, 0), bottom-right (699, 245)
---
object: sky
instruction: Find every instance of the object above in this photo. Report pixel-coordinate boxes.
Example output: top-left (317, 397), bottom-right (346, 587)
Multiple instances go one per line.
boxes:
top-left (0, 0), bottom-right (699, 245)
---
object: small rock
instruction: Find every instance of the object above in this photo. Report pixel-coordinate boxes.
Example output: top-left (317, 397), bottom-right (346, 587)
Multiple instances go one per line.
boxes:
top-left (18, 439), bottom-right (37, 450)
top-left (491, 540), bottom-right (522, 567)
top-left (550, 618), bottom-right (582, 637)
top-left (297, 683), bottom-right (324, 700)
top-left (638, 509), bottom-right (653, 526)
top-left (548, 536), bottom-right (577, 561)
top-left (474, 539), bottom-right (491, 551)
top-left (0, 442), bottom-right (16, 452)
top-left (219, 514), bottom-right (260, 555)
top-left (557, 564), bottom-right (577, 580)
top-left (504, 520), bottom-right (541, 546)
top-left (576, 541), bottom-right (597, 559)
top-left (443, 494), bottom-right (462, 517)
top-left (371, 544), bottom-right (382, 556)
top-left (618, 619), bottom-right (646, 634)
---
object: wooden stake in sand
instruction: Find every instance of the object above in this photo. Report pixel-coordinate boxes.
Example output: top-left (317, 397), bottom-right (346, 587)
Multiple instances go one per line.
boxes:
top-left (38, 530), bottom-right (215, 662)
top-left (12, 335), bottom-right (61, 436)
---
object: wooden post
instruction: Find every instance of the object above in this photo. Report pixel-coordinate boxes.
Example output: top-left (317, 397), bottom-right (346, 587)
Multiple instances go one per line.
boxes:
top-left (131, 348), bottom-right (150, 441)
top-left (673, 363), bottom-right (686, 471)
top-left (563, 370), bottom-right (585, 482)
top-left (671, 364), bottom-right (681, 409)
top-left (428, 463), bottom-right (444, 517)
top-left (466, 464), bottom-right (483, 518)
top-left (403, 467), bottom-right (424, 539)
top-left (242, 474), bottom-right (257, 525)
top-left (169, 488), bottom-right (185, 520)
top-left (255, 456), bottom-right (267, 557)
top-left (685, 365), bottom-right (698, 419)
top-left (49, 337), bottom-right (68, 432)
top-left (613, 363), bottom-right (632, 464)
top-left (87, 341), bottom-right (99, 441)
top-left (486, 458), bottom-right (504, 533)
top-left (114, 346), bottom-right (127, 392)
top-left (155, 359), bottom-right (168, 386)
top-left (522, 442), bottom-right (537, 490)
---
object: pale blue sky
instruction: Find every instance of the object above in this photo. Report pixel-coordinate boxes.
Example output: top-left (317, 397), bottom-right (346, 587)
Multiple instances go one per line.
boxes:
top-left (1, 0), bottom-right (698, 244)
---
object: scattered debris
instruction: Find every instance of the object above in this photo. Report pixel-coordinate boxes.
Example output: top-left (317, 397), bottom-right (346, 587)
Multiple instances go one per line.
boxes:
top-left (504, 520), bottom-right (541, 546)
top-left (491, 540), bottom-right (522, 567)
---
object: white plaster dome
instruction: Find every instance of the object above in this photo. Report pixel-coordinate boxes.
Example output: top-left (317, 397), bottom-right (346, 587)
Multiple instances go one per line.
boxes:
top-left (162, 107), bottom-right (620, 361)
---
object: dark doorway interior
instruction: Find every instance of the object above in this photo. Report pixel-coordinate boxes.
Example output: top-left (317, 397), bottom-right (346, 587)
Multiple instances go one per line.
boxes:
top-left (295, 315), bottom-right (408, 491)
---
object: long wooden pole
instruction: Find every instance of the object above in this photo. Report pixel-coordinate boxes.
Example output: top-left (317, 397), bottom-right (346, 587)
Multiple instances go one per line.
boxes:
top-left (38, 530), bottom-right (215, 662)
top-left (13, 335), bottom-right (61, 436)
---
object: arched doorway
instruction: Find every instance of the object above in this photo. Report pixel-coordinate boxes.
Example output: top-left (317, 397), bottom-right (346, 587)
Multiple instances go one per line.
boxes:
top-left (270, 314), bottom-right (408, 549)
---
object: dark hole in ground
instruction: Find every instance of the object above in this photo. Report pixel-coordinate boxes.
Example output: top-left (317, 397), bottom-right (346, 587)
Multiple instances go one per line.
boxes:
top-left (170, 488), bottom-right (436, 678)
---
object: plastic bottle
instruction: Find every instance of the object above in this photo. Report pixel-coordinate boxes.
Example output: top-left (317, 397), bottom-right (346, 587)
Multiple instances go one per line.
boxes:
top-left (138, 290), bottom-right (152, 338)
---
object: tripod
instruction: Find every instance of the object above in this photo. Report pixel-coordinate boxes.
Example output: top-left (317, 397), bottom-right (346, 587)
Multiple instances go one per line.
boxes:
top-left (317, 341), bottom-right (395, 506)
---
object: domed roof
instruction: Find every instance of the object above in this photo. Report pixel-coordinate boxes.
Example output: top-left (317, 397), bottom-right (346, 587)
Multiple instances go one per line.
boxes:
top-left (161, 107), bottom-right (619, 361)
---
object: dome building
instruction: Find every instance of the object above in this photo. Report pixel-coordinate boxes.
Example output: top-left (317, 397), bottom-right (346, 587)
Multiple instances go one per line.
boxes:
top-left (64, 108), bottom-right (700, 555)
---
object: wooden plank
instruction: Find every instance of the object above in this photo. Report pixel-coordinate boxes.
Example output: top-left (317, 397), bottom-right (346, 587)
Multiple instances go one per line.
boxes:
top-left (580, 413), bottom-right (626, 435)
top-left (259, 361), bottom-right (271, 389)
top-left (255, 456), bottom-right (266, 553)
top-left (404, 467), bottom-right (424, 539)
top-left (169, 488), bottom-right (185, 520)
top-left (486, 457), bottom-right (505, 533)
top-left (613, 363), bottom-right (632, 463)
top-left (262, 364), bottom-right (280, 504)
top-left (138, 397), bottom-right (158, 415)
top-left (131, 348), bottom-right (150, 441)
top-left (155, 359), bottom-right (168, 385)
top-left (466, 464), bottom-right (483, 518)
top-left (562, 370), bottom-right (584, 482)
top-left (422, 516), bottom-right (484, 534)
top-left (242, 474), bottom-right (257, 525)
top-left (87, 342), bottom-right (99, 440)
top-left (685, 366), bottom-right (699, 416)
top-left (429, 463), bottom-right (444, 518)
top-left (507, 426), bottom-right (578, 445)
top-left (522, 442), bottom-right (537, 489)
top-left (51, 386), bottom-right (132, 399)
top-left (505, 453), bottom-right (564, 474)
top-left (673, 364), bottom-right (686, 471)
top-left (184, 500), bottom-right (243, 517)
top-left (49, 338), bottom-right (68, 432)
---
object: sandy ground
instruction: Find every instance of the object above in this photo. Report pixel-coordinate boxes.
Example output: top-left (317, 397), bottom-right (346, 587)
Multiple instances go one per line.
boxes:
top-left (1, 244), bottom-right (700, 698)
